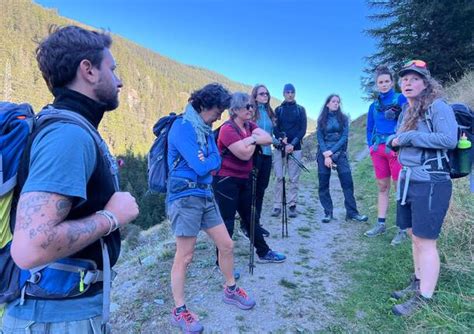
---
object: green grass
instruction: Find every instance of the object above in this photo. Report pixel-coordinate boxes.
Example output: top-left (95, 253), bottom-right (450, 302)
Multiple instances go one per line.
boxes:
top-left (332, 157), bottom-right (474, 332)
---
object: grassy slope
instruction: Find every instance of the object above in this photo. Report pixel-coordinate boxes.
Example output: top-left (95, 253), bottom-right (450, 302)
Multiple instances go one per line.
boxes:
top-left (332, 72), bottom-right (474, 332)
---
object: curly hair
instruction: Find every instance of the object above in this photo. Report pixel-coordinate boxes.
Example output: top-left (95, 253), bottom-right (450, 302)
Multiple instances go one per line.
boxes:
top-left (189, 83), bottom-right (232, 113)
top-left (398, 76), bottom-right (444, 132)
top-left (317, 94), bottom-right (348, 133)
top-left (36, 25), bottom-right (112, 92)
top-left (250, 84), bottom-right (275, 124)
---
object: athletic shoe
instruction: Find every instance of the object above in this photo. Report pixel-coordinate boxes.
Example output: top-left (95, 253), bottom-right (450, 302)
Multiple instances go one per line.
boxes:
top-left (321, 213), bottom-right (333, 223)
top-left (271, 208), bottom-right (281, 217)
top-left (391, 274), bottom-right (420, 299)
top-left (346, 214), bottom-right (368, 222)
top-left (288, 206), bottom-right (297, 218)
top-left (364, 223), bottom-right (386, 237)
top-left (223, 287), bottom-right (256, 310)
top-left (257, 250), bottom-right (286, 263)
top-left (392, 293), bottom-right (430, 316)
top-left (170, 308), bottom-right (204, 333)
top-left (391, 229), bottom-right (408, 246)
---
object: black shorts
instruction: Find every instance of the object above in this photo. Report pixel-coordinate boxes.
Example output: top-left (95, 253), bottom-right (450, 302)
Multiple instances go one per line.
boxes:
top-left (396, 180), bottom-right (452, 239)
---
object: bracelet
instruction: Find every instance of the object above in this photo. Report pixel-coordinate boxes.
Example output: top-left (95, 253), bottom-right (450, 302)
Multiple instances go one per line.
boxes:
top-left (96, 210), bottom-right (119, 236)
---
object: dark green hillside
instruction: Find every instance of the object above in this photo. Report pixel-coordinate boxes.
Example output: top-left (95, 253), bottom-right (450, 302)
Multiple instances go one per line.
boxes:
top-left (1, 0), bottom-right (312, 154)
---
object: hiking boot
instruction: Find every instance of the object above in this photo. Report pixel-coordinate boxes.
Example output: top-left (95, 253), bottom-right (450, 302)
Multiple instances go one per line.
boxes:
top-left (321, 213), bottom-right (333, 223)
top-left (364, 223), bottom-right (386, 237)
top-left (288, 206), bottom-right (297, 218)
top-left (391, 229), bottom-right (408, 246)
top-left (346, 214), bottom-right (368, 222)
top-left (170, 308), bottom-right (204, 333)
top-left (259, 225), bottom-right (270, 237)
top-left (223, 286), bottom-right (256, 310)
top-left (257, 250), bottom-right (286, 263)
top-left (271, 208), bottom-right (281, 217)
top-left (392, 293), bottom-right (430, 316)
top-left (391, 274), bottom-right (420, 299)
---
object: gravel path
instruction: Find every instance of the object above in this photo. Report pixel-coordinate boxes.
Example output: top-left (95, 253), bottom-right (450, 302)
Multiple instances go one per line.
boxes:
top-left (111, 168), bottom-right (368, 333)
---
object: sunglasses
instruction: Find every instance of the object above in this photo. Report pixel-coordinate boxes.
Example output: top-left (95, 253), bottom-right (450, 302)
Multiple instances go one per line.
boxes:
top-left (245, 104), bottom-right (255, 110)
top-left (403, 60), bottom-right (427, 68)
top-left (258, 92), bottom-right (269, 96)
top-left (285, 91), bottom-right (295, 94)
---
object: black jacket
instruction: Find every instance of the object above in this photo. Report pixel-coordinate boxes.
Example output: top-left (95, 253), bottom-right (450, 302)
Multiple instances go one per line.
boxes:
top-left (273, 101), bottom-right (307, 151)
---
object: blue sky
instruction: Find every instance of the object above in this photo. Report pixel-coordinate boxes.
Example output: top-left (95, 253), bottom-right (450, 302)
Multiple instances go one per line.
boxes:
top-left (35, 0), bottom-right (377, 120)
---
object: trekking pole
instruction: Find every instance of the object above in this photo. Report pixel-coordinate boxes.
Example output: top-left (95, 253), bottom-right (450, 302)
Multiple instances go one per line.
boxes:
top-left (281, 149), bottom-right (289, 238)
top-left (287, 153), bottom-right (310, 173)
top-left (249, 167), bottom-right (257, 274)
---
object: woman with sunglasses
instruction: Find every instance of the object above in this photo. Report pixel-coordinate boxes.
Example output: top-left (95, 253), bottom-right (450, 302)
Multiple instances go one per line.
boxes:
top-left (387, 60), bottom-right (457, 316)
top-left (238, 84), bottom-right (278, 238)
top-left (364, 65), bottom-right (408, 245)
top-left (214, 92), bottom-right (286, 265)
top-left (317, 94), bottom-right (368, 223)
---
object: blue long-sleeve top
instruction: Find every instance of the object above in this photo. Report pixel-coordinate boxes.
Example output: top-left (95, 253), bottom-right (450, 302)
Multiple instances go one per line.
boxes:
top-left (366, 88), bottom-right (407, 146)
top-left (167, 118), bottom-right (221, 202)
top-left (255, 104), bottom-right (278, 156)
top-left (317, 112), bottom-right (349, 154)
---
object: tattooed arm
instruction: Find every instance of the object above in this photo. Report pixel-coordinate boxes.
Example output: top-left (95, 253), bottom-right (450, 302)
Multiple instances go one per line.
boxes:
top-left (10, 192), bottom-right (109, 269)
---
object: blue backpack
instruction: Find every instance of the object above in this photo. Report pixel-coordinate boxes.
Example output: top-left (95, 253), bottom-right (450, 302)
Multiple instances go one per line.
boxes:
top-left (0, 103), bottom-right (118, 325)
top-left (147, 113), bottom-right (182, 193)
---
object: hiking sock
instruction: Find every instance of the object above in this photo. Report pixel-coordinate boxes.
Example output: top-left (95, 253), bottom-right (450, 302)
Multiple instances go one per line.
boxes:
top-left (377, 217), bottom-right (386, 225)
top-left (175, 305), bottom-right (187, 314)
top-left (227, 284), bottom-right (237, 291)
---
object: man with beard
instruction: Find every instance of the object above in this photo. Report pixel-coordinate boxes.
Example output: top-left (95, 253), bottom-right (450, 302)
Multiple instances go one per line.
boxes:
top-left (2, 25), bottom-right (139, 333)
top-left (272, 83), bottom-right (307, 218)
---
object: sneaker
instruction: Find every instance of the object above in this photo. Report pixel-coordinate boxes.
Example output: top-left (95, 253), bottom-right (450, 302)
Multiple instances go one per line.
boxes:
top-left (392, 293), bottom-right (430, 316)
top-left (364, 223), bottom-right (386, 237)
top-left (391, 274), bottom-right (420, 299)
top-left (257, 250), bottom-right (286, 263)
top-left (288, 206), bottom-right (297, 218)
top-left (170, 308), bottom-right (204, 333)
top-left (271, 208), bottom-right (281, 217)
top-left (321, 213), bottom-right (333, 223)
top-left (223, 286), bottom-right (256, 310)
top-left (259, 225), bottom-right (270, 237)
top-left (391, 229), bottom-right (408, 246)
top-left (346, 214), bottom-right (368, 222)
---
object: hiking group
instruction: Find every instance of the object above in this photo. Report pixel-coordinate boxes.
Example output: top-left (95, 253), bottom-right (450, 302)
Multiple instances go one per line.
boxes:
top-left (0, 25), bottom-right (472, 334)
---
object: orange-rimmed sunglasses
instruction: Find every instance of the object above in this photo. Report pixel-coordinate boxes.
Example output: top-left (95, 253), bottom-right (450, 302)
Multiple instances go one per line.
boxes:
top-left (403, 60), bottom-right (427, 68)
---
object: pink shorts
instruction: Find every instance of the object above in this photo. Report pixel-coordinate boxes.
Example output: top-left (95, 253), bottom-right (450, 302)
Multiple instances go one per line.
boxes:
top-left (370, 143), bottom-right (402, 181)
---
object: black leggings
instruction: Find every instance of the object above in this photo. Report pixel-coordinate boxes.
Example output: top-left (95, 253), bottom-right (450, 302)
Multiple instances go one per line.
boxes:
top-left (253, 154), bottom-right (272, 225)
top-left (213, 175), bottom-right (270, 258)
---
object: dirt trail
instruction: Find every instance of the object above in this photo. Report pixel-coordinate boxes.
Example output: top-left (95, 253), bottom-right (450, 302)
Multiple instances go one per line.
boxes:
top-left (111, 168), bottom-right (368, 333)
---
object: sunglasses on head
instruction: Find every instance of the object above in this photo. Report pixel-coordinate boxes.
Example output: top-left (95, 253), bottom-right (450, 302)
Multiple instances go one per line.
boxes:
top-left (245, 103), bottom-right (255, 110)
top-left (258, 92), bottom-right (269, 96)
top-left (403, 60), bottom-right (427, 69)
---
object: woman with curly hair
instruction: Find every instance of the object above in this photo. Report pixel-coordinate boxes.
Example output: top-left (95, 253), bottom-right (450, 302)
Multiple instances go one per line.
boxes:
top-left (364, 65), bottom-right (408, 245)
top-left (387, 60), bottom-right (458, 316)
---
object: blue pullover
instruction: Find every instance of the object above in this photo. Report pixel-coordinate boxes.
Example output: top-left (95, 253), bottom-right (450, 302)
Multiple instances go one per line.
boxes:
top-left (366, 89), bottom-right (407, 146)
top-left (167, 117), bottom-right (221, 202)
